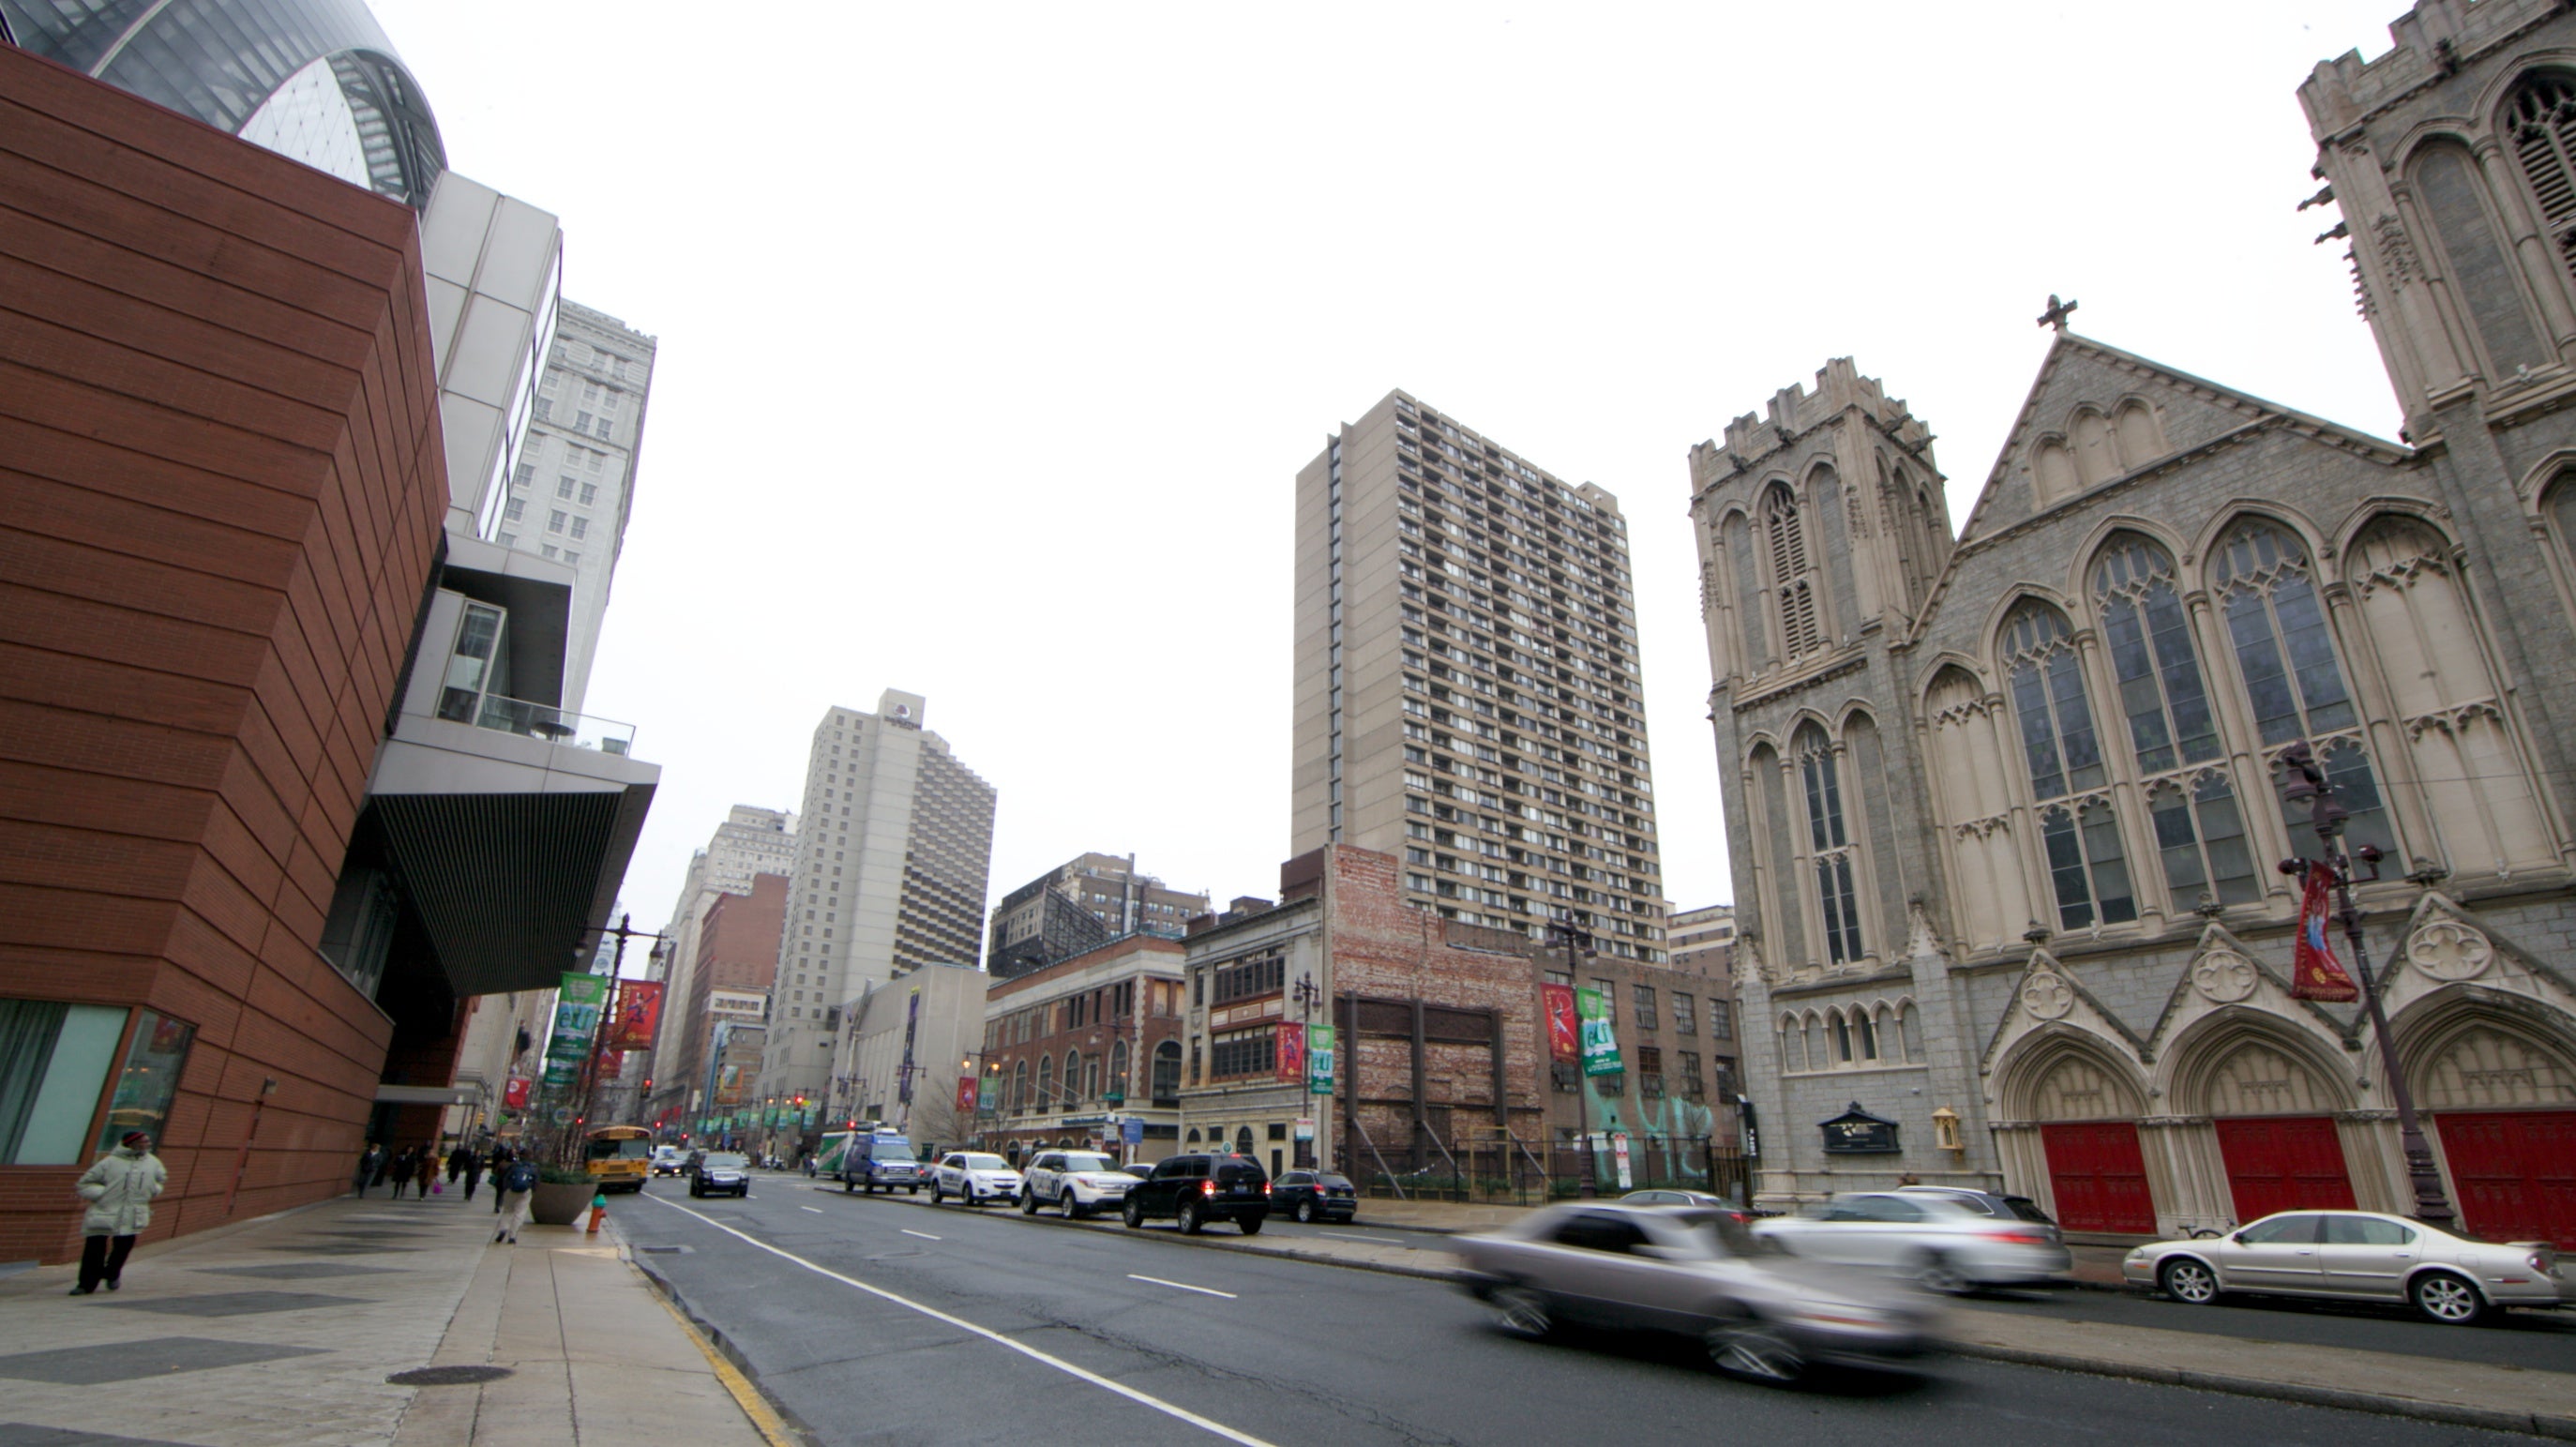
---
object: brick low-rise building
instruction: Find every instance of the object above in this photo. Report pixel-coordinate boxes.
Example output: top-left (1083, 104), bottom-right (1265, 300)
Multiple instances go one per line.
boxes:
top-left (984, 936), bottom-right (1186, 1165)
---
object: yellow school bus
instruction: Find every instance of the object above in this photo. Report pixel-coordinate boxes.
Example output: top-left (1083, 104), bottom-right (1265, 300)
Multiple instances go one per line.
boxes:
top-left (583, 1125), bottom-right (653, 1193)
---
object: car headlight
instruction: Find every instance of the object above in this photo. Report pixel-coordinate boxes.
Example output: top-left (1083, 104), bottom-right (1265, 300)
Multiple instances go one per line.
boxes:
top-left (2125, 1247), bottom-right (2149, 1261)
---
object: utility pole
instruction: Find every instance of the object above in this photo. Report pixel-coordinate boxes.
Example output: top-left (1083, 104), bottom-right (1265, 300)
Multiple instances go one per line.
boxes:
top-left (1547, 917), bottom-right (1598, 1198)
top-left (2277, 741), bottom-right (2456, 1227)
top-left (1292, 972), bottom-right (1322, 1169)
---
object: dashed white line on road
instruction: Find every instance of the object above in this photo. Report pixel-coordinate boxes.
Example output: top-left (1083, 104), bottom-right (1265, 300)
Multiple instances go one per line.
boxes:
top-left (799, 1206), bottom-right (824, 1213)
top-left (1318, 1231), bottom-right (1407, 1246)
top-left (901, 1228), bottom-right (942, 1241)
top-left (646, 1194), bottom-right (1276, 1447)
top-left (1128, 1274), bottom-right (1238, 1299)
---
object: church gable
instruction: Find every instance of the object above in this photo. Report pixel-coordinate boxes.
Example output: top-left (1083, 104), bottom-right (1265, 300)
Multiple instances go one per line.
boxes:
top-left (1951, 334), bottom-right (2410, 549)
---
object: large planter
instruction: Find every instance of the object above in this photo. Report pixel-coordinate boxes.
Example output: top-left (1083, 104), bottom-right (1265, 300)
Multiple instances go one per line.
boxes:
top-left (530, 1181), bottom-right (595, 1226)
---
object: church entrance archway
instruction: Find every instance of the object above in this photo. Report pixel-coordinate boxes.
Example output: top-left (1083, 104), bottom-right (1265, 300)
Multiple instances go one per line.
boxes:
top-left (2026, 1050), bottom-right (2153, 1233)
top-left (2413, 1020), bottom-right (2576, 1247)
top-left (2200, 1037), bottom-right (2354, 1220)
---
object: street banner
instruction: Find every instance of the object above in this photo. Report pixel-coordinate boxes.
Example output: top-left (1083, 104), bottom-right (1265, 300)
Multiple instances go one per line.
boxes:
top-left (546, 971), bottom-right (608, 1066)
top-left (1306, 1024), bottom-right (1336, 1095)
top-left (1275, 1021), bottom-right (1304, 1083)
top-left (1576, 987), bottom-right (1621, 1077)
top-left (503, 1077), bottom-right (531, 1108)
top-left (1542, 984), bottom-right (1579, 1063)
top-left (540, 1060), bottom-right (578, 1088)
top-left (2289, 862), bottom-right (2359, 1001)
top-left (897, 988), bottom-right (921, 1105)
top-left (977, 1076), bottom-right (998, 1114)
top-left (956, 1075), bottom-right (978, 1114)
top-left (608, 980), bottom-right (663, 1050)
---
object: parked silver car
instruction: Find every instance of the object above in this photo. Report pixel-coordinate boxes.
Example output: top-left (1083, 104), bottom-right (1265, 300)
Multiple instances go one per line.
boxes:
top-left (2124, 1209), bottom-right (2568, 1324)
top-left (1454, 1202), bottom-right (1938, 1384)
top-left (1754, 1191), bottom-right (2072, 1293)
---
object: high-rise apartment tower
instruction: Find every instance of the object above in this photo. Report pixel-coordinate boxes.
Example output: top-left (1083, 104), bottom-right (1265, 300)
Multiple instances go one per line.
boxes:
top-left (756, 691), bottom-right (996, 1108)
top-left (1293, 391), bottom-right (1665, 959)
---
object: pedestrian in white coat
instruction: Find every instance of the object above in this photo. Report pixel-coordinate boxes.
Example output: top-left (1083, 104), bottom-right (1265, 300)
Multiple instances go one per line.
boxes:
top-left (72, 1132), bottom-right (166, 1295)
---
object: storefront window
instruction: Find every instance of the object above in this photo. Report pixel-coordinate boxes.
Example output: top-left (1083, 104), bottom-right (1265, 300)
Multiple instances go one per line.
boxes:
top-left (0, 1000), bottom-right (128, 1164)
top-left (94, 1010), bottom-right (195, 1154)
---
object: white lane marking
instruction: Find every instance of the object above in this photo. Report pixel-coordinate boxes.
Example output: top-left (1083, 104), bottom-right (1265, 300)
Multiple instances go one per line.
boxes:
top-left (901, 1228), bottom-right (942, 1241)
top-left (1318, 1231), bottom-right (1407, 1246)
top-left (645, 1195), bottom-right (1275, 1447)
top-left (800, 1206), bottom-right (825, 1213)
top-left (1127, 1274), bottom-right (1238, 1300)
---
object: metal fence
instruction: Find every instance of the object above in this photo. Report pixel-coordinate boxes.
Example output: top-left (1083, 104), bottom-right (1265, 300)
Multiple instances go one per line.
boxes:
top-left (1342, 1134), bottom-right (1750, 1207)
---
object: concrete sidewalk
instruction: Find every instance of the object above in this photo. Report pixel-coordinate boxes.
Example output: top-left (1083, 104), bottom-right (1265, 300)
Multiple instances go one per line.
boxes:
top-left (0, 1183), bottom-right (784, 1447)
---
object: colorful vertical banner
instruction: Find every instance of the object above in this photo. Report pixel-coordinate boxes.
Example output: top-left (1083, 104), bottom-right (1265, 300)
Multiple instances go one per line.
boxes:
top-left (956, 1076), bottom-right (978, 1113)
top-left (2289, 863), bottom-right (2360, 1001)
top-left (502, 1077), bottom-right (531, 1108)
top-left (1275, 1021), bottom-right (1305, 1083)
top-left (608, 980), bottom-right (664, 1049)
top-left (1576, 987), bottom-right (1621, 1077)
top-left (547, 972), bottom-right (609, 1064)
top-left (1307, 1024), bottom-right (1336, 1095)
top-left (976, 1076), bottom-right (998, 1114)
top-left (1542, 984), bottom-right (1580, 1063)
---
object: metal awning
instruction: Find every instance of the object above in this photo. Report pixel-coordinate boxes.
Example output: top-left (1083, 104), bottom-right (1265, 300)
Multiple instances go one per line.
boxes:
top-left (375, 1084), bottom-right (481, 1106)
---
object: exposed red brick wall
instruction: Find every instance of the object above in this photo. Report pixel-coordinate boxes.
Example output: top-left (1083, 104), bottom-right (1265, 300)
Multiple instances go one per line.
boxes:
top-left (0, 45), bottom-right (447, 1262)
top-left (673, 873), bottom-right (788, 1102)
top-left (987, 939), bottom-right (1186, 1156)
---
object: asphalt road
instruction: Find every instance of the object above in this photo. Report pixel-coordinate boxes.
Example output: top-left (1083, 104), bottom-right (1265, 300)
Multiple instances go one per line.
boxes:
top-left (1962, 1278), bottom-right (2576, 1374)
top-left (622, 1175), bottom-right (2551, 1447)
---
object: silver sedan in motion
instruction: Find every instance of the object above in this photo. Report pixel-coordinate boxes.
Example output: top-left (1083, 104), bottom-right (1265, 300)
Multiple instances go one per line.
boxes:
top-left (1454, 1202), bottom-right (1939, 1384)
top-left (2125, 1209), bottom-right (2568, 1324)
top-left (1753, 1190), bottom-right (2072, 1293)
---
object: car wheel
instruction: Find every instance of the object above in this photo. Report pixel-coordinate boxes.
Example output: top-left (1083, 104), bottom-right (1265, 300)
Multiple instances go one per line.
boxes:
top-left (1240, 1214), bottom-right (1263, 1236)
top-left (2411, 1270), bottom-right (2484, 1325)
top-left (1020, 1189), bottom-right (1036, 1215)
top-left (1123, 1198), bottom-right (1144, 1228)
top-left (842, 1177), bottom-right (853, 1193)
top-left (1179, 1200), bottom-right (1202, 1235)
top-left (1295, 1199), bottom-right (1316, 1224)
top-left (2160, 1258), bottom-right (2221, 1305)
top-left (1491, 1287), bottom-right (1552, 1339)
top-left (1913, 1251), bottom-right (1970, 1296)
top-left (1707, 1319), bottom-right (1805, 1384)
top-left (1063, 1193), bottom-right (1084, 1220)
top-left (931, 1183), bottom-right (944, 1204)
top-left (910, 1186), bottom-right (920, 1196)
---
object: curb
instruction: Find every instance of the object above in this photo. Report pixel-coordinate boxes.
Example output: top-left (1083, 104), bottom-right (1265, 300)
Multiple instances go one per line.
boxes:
top-left (622, 1229), bottom-right (821, 1447)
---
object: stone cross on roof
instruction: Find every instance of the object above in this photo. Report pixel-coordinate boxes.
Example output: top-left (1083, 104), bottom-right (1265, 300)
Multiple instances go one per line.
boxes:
top-left (2037, 294), bottom-right (2079, 332)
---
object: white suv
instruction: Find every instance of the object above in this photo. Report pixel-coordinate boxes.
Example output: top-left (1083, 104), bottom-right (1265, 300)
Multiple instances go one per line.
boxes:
top-left (1019, 1150), bottom-right (1134, 1219)
top-left (931, 1152), bottom-right (1023, 1207)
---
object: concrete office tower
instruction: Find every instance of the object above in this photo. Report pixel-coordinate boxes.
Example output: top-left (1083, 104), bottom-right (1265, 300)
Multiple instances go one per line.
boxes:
top-left (1293, 391), bottom-right (1666, 960)
top-left (496, 302), bottom-right (657, 713)
top-left (757, 691), bottom-right (996, 1110)
top-left (987, 852), bottom-right (1213, 979)
top-left (645, 805), bottom-right (796, 1123)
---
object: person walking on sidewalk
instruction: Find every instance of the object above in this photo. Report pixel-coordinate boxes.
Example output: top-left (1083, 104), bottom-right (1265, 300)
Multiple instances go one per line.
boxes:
top-left (490, 1145), bottom-right (514, 1213)
top-left (444, 1142), bottom-right (469, 1192)
top-left (460, 1145), bottom-right (488, 1202)
top-left (353, 1142), bottom-right (385, 1198)
top-left (387, 1145), bottom-right (418, 1200)
top-left (494, 1153), bottom-right (539, 1244)
top-left (70, 1132), bottom-right (165, 1295)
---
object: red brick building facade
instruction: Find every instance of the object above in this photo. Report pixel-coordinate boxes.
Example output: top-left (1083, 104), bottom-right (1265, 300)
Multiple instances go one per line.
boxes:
top-left (0, 45), bottom-right (449, 1261)
top-left (983, 936), bottom-right (1186, 1165)
top-left (670, 872), bottom-right (786, 1111)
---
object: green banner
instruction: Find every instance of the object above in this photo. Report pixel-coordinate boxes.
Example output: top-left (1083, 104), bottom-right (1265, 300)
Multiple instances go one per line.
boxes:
top-left (545, 972), bottom-right (609, 1065)
top-left (1576, 987), bottom-right (1621, 1078)
top-left (1307, 1024), bottom-right (1337, 1094)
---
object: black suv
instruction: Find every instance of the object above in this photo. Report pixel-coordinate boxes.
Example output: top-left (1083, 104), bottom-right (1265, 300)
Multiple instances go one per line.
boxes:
top-left (1122, 1153), bottom-right (1269, 1234)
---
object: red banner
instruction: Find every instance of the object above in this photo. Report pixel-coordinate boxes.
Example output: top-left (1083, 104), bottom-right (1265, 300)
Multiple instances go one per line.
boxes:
top-left (1275, 1021), bottom-right (1305, 1082)
top-left (503, 1077), bottom-right (531, 1108)
top-left (2290, 863), bottom-right (2359, 1002)
top-left (1543, 984), bottom-right (1580, 1063)
top-left (606, 980), bottom-right (663, 1050)
top-left (956, 1075), bottom-right (978, 1113)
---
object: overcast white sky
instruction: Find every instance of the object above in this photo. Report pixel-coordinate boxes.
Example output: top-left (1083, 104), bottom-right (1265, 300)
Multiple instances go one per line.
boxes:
top-left (371, 0), bottom-right (2415, 948)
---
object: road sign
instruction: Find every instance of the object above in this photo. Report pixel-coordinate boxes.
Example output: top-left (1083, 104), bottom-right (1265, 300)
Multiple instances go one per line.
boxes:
top-left (550, 1106), bottom-right (574, 1126)
top-left (1293, 1117), bottom-right (1315, 1141)
top-left (1122, 1117), bottom-right (1144, 1145)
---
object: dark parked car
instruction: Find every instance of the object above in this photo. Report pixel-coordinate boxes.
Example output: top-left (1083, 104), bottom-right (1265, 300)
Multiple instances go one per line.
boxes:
top-left (1122, 1153), bottom-right (1269, 1234)
top-left (1273, 1170), bottom-right (1357, 1224)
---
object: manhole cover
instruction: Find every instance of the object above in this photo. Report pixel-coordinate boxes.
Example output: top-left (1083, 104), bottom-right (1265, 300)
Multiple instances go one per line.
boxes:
top-left (389, 1365), bottom-right (515, 1387)
top-left (635, 1245), bottom-right (690, 1255)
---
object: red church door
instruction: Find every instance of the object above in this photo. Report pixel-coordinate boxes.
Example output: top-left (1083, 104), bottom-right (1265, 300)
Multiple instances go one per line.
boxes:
top-left (2041, 1121), bottom-right (2156, 1234)
top-left (2214, 1115), bottom-right (2355, 1222)
top-left (2437, 1110), bottom-right (2576, 1249)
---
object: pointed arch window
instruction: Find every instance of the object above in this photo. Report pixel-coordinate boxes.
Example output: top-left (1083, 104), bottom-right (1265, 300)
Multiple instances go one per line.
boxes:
top-left (1765, 483), bottom-right (1824, 657)
top-left (2508, 76), bottom-right (2576, 285)
top-left (2210, 520), bottom-right (2397, 857)
top-left (2000, 601), bottom-right (2134, 928)
top-left (1796, 727), bottom-right (1865, 965)
top-left (2092, 533), bottom-right (2260, 909)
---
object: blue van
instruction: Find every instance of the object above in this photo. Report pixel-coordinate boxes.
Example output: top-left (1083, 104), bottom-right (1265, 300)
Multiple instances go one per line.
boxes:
top-left (838, 1134), bottom-right (923, 1195)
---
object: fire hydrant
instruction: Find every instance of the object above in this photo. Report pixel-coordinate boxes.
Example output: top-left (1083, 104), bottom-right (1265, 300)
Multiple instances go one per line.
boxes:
top-left (586, 1191), bottom-right (607, 1236)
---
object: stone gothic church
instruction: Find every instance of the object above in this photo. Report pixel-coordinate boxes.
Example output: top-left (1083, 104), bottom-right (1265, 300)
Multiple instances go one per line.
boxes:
top-left (1695, 0), bottom-right (2576, 1245)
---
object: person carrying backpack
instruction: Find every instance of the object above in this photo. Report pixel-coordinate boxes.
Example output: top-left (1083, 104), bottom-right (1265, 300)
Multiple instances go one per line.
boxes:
top-left (494, 1153), bottom-right (540, 1244)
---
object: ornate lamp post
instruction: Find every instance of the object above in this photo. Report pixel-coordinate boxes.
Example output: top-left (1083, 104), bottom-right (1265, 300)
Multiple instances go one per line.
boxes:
top-left (1290, 973), bottom-right (1323, 1168)
top-left (2276, 741), bottom-right (2455, 1227)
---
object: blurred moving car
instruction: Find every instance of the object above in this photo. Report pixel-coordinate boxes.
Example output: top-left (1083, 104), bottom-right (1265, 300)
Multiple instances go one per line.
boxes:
top-left (2124, 1209), bottom-right (2568, 1324)
top-left (1019, 1150), bottom-right (1135, 1218)
top-left (931, 1152), bottom-right (1022, 1206)
top-left (1122, 1153), bottom-right (1269, 1234)
top-left (689, 1152), bottom-right (751, 1198)
top-left (1755, 1191), bottom-right (2071, 1293)
top-left (650, 1145), bottom-right (685, 1177)
top-left (1273, 1170), bottom-right (1358, 1224)
top-left (1895, 1185), bottom-right (2060, 1233)
top-left (1454, 1202), bottom-right (1937, 1384)
top-left (1620, 1188), bottom-right (1729, 1208)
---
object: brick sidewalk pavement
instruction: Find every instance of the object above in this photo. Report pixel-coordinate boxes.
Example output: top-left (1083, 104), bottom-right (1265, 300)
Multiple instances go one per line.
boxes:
top-left (0, 1184), bottom-right (778, 1447)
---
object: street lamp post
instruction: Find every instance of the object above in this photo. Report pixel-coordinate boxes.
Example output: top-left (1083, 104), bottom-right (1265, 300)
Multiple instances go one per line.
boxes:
top-left (1291, 973), bottom-right (1322, 1168)
top-left (1547, 918), bottom-right (1598, 1198)
top-left (2277, 741), bottom-right (2456, 1228)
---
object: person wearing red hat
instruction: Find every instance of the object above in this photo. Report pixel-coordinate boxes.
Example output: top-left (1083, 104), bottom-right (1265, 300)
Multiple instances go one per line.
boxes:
top-left (70, 1132), bottom-right (166, 1295)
